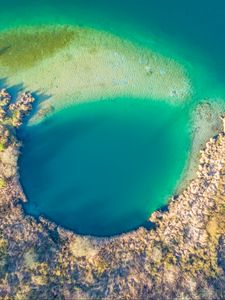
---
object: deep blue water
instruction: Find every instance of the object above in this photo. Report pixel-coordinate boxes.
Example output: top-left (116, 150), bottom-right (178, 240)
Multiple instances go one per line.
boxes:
top-left (19, 99), bottom-right (190, 236)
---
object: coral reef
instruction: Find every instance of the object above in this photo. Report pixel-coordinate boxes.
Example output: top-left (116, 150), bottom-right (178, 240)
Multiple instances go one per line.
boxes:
top-left (0, 89), bottom-right (224, 299)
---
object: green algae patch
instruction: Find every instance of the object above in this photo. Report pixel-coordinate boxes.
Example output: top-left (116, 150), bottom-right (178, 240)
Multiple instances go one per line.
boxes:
top-left (0, 26), bottom-right (76, 71)
top-left (0, 25), bottom-right (192, 113)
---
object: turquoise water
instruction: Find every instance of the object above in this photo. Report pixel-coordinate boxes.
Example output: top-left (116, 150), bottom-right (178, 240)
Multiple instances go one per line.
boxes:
top-left (19, 99), bottom-right (190, 236)
top-left (1, 0), bottom-right (225, 236)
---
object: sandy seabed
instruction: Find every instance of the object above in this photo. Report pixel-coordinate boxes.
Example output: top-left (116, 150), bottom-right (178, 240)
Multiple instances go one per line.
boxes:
top-left (0, 26), bottom-right (191, 121)
top-left (0, 25), bottom-right (225, 192)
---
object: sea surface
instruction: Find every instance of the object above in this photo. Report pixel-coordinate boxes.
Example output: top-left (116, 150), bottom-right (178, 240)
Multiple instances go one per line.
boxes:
top-left (1, 0), bottom-right (225, 236)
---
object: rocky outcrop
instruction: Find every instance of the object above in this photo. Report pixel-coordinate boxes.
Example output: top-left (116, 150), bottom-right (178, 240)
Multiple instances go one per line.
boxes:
top-left (0, 89), bottom-right (224, 299)
top-left (0, 90), bottom-right (34, 189)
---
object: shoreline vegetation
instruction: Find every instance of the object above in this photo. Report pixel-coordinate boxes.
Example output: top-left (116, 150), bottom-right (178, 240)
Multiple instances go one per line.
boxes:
top-left (0, 89), bottom-right (225, 299)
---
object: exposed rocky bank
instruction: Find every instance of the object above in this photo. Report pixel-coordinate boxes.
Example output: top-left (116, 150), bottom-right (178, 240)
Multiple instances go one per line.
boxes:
top-left (0, 89), bottom-right (225, 299)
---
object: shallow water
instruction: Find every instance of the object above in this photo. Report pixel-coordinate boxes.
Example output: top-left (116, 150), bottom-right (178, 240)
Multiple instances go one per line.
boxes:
top-left (2, 0), bottom-right (225, 236)
top-left (19, 99), bottom-right (190, 236)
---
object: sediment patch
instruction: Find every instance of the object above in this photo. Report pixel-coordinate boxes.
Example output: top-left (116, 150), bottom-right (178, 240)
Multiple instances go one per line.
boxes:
top-left (0, 26), bottom-right (76, 71)
top-left (0, 25), bottom-right (191, 124)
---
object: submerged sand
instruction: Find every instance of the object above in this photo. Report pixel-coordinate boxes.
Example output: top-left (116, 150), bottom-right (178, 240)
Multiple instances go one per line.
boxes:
top-left (1, 25), bottom-right (225, 193)
top-left (177, 99), bottom-right (225, 192)
top-left (0, 26), bottom-right (191, 122)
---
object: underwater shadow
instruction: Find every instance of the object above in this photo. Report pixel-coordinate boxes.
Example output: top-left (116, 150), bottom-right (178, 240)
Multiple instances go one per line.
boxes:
top-left (26, 90), bottom-right (53, 122)
top-left (0, 46), bottom-right (11, 56)
top-left (0, 77), bottom-right (8, 88)
top-left (0, 78), bottom-right (53, 132)
top-left (1, 79), bottom-right (52, 114)
top-left (5, 83), bottom-right (25, 100)
top-left (0, 79), bottom-right (25, 100)
top-left (142, 220), bottom-right (156, 231)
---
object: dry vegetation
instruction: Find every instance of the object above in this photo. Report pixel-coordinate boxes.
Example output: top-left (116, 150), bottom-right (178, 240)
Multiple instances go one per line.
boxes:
top-left (0, 89), bottom-right (224, 299)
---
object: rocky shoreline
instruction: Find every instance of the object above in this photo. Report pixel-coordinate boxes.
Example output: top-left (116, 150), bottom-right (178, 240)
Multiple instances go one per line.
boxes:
top-left (0, 89), bottom-right (225, 299)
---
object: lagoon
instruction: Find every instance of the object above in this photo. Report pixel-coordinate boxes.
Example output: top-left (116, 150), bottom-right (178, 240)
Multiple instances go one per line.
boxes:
top-left (19, 98), bottom-right (190, 236)
top-left (1, 0), bottom-right (225, 236)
